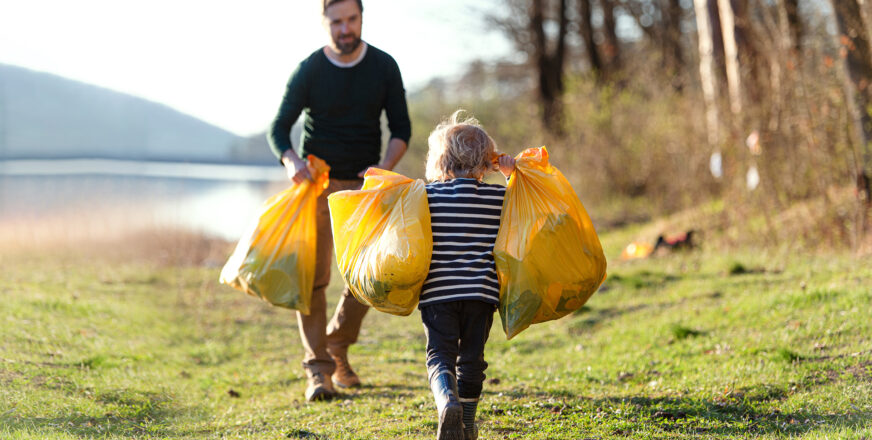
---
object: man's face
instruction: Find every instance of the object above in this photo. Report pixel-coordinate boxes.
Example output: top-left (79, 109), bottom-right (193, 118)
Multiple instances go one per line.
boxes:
top-left (324, 0), bottom-right (362, 55)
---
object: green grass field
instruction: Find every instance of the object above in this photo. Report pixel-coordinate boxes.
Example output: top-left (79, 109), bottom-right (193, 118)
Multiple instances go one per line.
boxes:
top-left (1, 229), bottom-right (871, 439)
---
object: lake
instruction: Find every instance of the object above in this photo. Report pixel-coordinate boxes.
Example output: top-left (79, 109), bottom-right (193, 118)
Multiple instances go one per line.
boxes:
top-left (0, 159), bottom-right (289, 245)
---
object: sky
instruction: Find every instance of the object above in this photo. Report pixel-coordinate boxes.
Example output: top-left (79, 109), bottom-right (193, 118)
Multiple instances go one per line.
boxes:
top-left (1, 0), bottom-right (513, 136)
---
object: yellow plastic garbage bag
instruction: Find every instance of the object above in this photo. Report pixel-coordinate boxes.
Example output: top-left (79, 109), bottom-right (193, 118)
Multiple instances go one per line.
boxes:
top-left (219, 155), bottom-right (330, 314)
top-left (494, 147), bottom-right (607, 339)
top-left (328, 168), bottom-right (432, 316)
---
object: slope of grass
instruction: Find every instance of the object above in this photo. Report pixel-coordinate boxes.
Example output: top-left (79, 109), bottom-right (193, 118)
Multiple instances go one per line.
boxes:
top-left (1, 238), bottom-right (870, 439)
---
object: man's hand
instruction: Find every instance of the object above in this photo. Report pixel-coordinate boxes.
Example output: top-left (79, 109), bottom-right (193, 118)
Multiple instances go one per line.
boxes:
top-left (357, 164), bottom-right (379, 178)
top-left (498, 155), bottom-right (516, 178)
top-left (281, 150), bottom-right (311, 184)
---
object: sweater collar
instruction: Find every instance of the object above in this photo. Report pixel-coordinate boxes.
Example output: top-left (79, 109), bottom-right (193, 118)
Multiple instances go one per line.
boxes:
top-left (323, 42), bottom-right (368, 68)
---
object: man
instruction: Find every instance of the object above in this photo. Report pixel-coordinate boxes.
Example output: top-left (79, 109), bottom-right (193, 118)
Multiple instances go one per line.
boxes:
top-left (268, 0), bottom-right (411, 402)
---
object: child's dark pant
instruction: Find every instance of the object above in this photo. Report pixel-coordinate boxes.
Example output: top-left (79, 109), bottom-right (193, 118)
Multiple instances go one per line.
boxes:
top-left (421, 300), bottom-right (495, 399)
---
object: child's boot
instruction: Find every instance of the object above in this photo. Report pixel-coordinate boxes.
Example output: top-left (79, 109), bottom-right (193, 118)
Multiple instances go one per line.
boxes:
top-left (460, 398), bottom-right (478, 440)
top-left (430, 371), bottom-right (464, 440)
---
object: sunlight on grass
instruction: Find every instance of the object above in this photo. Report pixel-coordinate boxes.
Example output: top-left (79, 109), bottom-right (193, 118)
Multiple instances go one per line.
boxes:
top-left (1, 234), bottom-right (871, 439)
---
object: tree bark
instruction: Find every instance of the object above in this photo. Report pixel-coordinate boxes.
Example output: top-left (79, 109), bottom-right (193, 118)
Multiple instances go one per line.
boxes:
top-left (731, 0), bottom-right (765, 104)
top-left (663, 0), bottom-right (686, 89)
top-left (601, 0), bottom-right (622, 75)
top-left (531, 0), bottom-right (569, 134)
top-left (718, 0), bottom-right (743, 116)
top-left (782, 0), bottom-right (802, 54)
top-left (707, 0), bottom-right (727, 80)
top-left (831, 0), bottom-right (872, 204)
top-left (694, 0), bottom-right (721, 151)
top-left (579, 0), bottom-right (604, 79)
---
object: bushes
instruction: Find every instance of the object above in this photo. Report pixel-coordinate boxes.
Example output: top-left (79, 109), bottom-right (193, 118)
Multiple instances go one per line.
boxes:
top-left (404, 54), bottom-right (869, 251)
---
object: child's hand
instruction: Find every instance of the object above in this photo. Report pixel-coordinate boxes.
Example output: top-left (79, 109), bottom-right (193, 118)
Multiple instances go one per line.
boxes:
top-left (498, 155), bottom-right (516, 178)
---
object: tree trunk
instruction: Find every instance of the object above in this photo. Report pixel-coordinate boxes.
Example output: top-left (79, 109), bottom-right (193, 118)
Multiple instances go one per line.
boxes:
top-left (831, 0), bottom-right (872, 204)
top-left (601, 0), bottom-right (622, 75)
top-left (732, 0), bottom-right (765, 104)
top-left (717, 0), bottom-right (743, 116)
top-left (662, 0), bottom-right (686, 89)
top-left (531, 0), bottom-right (569, 134)
top-left (708, 0), bottom-right (727, 78)
top-left (694, 0), bottom-right (721, 152)
top-left (782, 0), bottom-right (802, 54)
top-left (579, 0), bottom-right (604, 79)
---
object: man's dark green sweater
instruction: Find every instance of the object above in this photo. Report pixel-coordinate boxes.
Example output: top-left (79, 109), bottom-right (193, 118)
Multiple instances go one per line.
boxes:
top-left (268, 44), bottom-right (411, 180)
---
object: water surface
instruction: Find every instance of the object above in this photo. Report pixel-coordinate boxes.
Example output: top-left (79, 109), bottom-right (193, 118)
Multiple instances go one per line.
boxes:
top-left (0, 159), bottom-right (288, 241)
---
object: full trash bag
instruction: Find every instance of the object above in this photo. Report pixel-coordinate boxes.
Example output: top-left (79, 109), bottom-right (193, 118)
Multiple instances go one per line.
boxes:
top-left (220, 155), bottom-right (330, 314)
top-left (328, 168), bottom-right (432, 316)
top-left (494, 147), bottom-right (607, 339)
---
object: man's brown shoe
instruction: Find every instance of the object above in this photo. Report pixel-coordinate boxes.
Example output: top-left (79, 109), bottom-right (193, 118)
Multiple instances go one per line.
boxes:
top-left (329, 350), bottom-right (361, 389)
top-left (304, 372), bottom-right (337, 402)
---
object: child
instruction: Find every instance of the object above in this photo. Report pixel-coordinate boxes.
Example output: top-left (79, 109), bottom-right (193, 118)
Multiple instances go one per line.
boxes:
top-left (420, 110), bottom-right (514, 440)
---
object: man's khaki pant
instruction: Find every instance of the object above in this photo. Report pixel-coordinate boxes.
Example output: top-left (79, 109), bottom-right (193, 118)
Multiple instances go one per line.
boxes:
top-left (297, 178), bottom-right (369, 377)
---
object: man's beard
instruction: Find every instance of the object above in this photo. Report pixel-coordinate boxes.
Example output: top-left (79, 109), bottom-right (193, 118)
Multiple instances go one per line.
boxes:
top-left (335, 34), bottom-right (362, 55)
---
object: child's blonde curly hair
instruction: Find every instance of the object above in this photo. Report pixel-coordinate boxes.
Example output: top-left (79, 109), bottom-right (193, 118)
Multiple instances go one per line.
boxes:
top-left (425, 110), bottom-right (499, 182)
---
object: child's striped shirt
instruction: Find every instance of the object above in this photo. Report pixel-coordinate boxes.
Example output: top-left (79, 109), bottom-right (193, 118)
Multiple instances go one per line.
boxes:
top-left (420, 177), bottom-right (505, 308)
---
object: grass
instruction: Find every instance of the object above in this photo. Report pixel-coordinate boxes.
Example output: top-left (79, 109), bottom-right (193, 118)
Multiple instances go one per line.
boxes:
top-left (1, 231), bottom-right (871, 439)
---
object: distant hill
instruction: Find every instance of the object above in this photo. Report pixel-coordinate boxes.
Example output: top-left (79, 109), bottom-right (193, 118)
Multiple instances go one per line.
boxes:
top-left (0, 63), bottom-right (281, 164)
